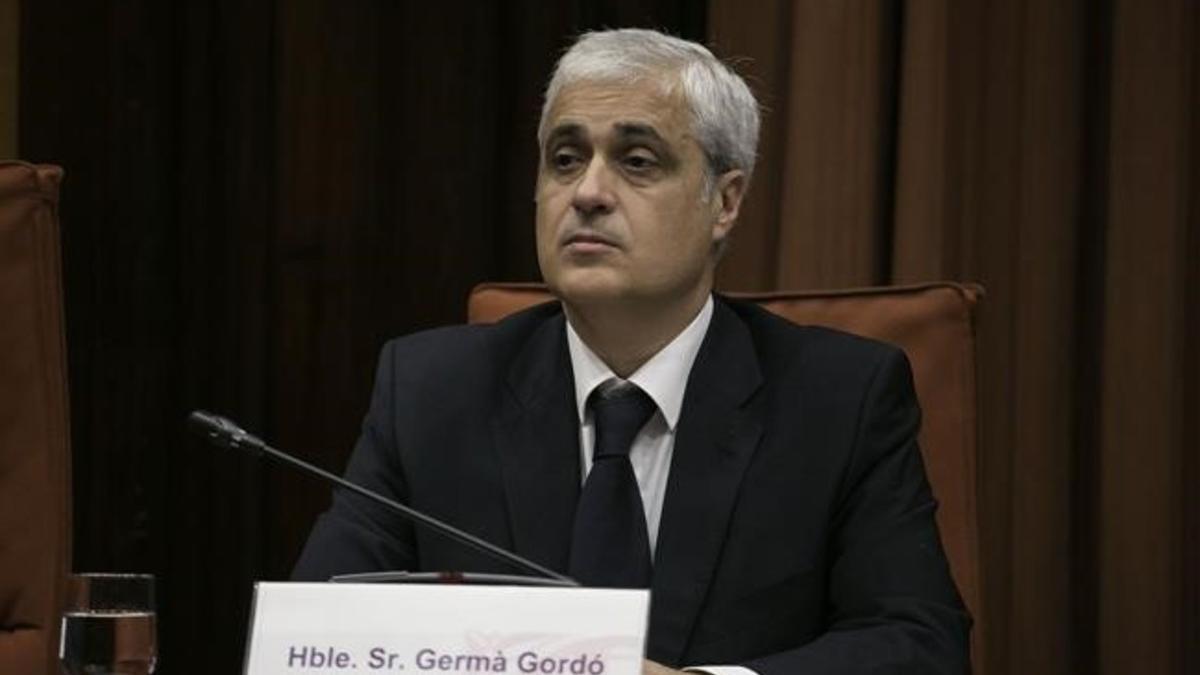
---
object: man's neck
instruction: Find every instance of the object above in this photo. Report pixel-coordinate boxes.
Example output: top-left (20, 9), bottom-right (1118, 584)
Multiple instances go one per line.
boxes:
top-left (563, 286), bottom-right (712, 378)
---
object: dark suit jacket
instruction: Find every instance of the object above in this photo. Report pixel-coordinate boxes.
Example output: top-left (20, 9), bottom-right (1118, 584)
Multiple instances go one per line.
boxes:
top-left (292, 297), bottom-right (970, 674)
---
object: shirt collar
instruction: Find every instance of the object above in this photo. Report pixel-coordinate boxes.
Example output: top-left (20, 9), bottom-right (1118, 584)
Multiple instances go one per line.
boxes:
top-left (566, 295), bottom-right (714, 431)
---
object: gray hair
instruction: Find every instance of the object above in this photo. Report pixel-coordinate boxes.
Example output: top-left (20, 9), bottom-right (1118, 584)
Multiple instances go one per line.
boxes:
top-left (537, 28), bottom-right (761, 184)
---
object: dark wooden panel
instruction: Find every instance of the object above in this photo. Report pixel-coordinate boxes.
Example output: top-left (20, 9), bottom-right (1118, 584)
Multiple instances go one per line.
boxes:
top-left (20, 2), bottom-right (707, 672)
top-left (1185, 8), bottom-right (1200, 671)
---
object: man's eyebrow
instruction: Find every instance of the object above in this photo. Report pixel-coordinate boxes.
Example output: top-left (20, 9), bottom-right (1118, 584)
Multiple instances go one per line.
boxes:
top-left (545, 123), bottom-right (585, 145)
top-left (613, 122), bottom-right (667, 145)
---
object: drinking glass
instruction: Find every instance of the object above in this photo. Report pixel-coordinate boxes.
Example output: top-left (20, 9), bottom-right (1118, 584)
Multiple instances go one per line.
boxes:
top-left (59, 573), bottom-right (157, 675)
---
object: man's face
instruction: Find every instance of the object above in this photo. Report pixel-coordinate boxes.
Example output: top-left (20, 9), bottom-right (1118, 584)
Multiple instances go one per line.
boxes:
top-left (535, 78), bottom-right (737, 312)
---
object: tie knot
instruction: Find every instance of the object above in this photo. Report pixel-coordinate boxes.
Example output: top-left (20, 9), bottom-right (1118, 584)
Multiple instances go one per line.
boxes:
top-left (589, 382), bottom-right (656, 460)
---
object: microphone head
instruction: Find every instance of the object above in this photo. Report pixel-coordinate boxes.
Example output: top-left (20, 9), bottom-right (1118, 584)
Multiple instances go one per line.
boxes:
top-left (187, 410), bottom-right (260, 452)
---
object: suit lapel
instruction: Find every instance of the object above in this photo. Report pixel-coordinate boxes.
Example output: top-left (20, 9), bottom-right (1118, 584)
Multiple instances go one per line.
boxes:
top-left (647, 299), bottom-right (764, 665)
top-left (491, 311), bottom-right (581, 574)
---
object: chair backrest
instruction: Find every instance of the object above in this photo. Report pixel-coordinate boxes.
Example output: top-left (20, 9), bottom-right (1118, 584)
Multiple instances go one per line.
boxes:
top-left (0, 161), bottom-right (71, 675)
top-left (469, 281), bottom-right (985, 669)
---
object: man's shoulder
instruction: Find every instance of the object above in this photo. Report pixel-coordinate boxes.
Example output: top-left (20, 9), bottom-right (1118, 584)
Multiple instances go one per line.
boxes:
top-left (719, 295), bottom-right (906, 374)
top-left (377, 300), bottom-right (564, 380)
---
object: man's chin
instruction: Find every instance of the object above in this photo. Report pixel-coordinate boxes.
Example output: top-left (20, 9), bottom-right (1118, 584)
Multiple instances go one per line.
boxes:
top-left (552, 285), bottom-right (626, 309)
top-left (546, 273), bottom-right (631, 309)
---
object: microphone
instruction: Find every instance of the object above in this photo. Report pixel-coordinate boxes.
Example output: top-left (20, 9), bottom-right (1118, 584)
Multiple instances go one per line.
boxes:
top-left (188, 410), bottom-right (266, 452)
top-left (187, 410), bottom-right (578, 587)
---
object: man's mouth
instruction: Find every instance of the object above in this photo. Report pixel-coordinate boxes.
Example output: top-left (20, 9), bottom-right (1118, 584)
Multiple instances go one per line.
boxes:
top-left (562, 231), bottom-right (620, 252)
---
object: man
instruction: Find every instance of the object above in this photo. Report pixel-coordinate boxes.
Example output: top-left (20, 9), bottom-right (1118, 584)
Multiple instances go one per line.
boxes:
top-left (294, 28), bottom-right (970, 674)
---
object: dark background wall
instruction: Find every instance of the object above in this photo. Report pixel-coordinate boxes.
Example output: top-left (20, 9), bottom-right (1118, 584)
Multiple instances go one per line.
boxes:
top-left (0, 0), bottom-right (15, 156)
top-left (19, 1), bottom-right (705, 672)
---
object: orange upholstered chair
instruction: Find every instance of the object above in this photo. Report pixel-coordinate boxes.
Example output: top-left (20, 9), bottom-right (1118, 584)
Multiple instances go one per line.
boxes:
top-left (468, 281), bottom-right (985, 672)
top-left (0, 161), bottom-right (72, 675)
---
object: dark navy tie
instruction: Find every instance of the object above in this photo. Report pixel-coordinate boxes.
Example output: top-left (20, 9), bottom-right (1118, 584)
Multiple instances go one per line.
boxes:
top-left (568, 382), bottom-right (657, 588)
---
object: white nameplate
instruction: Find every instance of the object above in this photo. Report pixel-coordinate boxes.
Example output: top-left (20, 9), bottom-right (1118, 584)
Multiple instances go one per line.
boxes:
top-left (244, 583), bottom-right (649, 675)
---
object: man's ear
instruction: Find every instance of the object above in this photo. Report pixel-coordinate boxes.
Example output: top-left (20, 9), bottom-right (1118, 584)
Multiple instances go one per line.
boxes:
top-left (710, 170), bottom-right (747, 246)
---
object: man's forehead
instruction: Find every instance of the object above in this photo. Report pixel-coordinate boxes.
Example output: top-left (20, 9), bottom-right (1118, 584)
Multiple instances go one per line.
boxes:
top-left (543, 80), bottom-right (689, 138)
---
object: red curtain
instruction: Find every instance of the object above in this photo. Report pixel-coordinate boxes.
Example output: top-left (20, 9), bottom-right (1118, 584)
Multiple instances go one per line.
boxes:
top-left (709, 1), bottom-right (1199, 673)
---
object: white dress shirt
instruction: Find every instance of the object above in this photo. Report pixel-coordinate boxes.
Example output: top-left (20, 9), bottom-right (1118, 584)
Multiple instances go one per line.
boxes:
top-left (565, 296), bottom-right (755, 675)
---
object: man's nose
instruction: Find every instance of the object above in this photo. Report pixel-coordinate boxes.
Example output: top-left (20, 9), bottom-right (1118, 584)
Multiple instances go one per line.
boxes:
top-left (571, 157), bottom-right (617, 218)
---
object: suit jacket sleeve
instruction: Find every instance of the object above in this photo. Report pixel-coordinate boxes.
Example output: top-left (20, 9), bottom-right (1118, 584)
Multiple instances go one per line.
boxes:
top-left (743, 349), bottom-right (970, 674)
top-left (291, 340), bottom-right (418, 580)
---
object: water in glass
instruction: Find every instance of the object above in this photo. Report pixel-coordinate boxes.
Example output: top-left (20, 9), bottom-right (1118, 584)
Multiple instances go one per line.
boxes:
top-left (59, 574), bottom-right (157, 675)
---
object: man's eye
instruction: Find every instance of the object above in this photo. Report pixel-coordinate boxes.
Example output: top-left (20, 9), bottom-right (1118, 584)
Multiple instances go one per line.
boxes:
top-left (622, 151), bottom-right (659, 172)
top-left (552, 150), bottom-right (583, 172)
